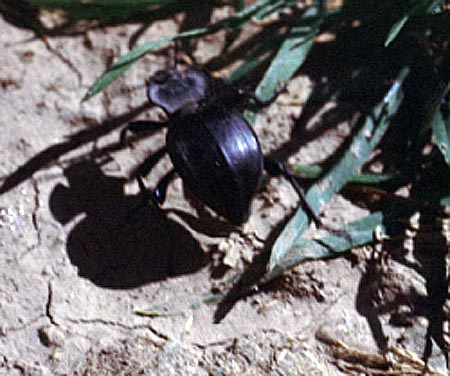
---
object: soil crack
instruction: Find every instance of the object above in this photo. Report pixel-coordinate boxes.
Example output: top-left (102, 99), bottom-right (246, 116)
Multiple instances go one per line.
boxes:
top-left (45, 281), bottom-right (58, 326)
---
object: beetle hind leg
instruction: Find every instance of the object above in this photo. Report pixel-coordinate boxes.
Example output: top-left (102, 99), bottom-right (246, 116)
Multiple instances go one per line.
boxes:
top-left (137, 168), bottom-right (176, 207)
top-left (150, 169), bottom-right (177, 206)
top-left (264, 158), bottom-right (322, 227)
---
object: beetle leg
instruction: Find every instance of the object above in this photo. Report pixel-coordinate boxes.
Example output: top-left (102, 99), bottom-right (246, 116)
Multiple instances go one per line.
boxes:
top-left (236, 85), bottom-right (288, 108)
top-left (120, 120), bottom-right (168, 144)
top-left (137, 168), bottom-right (176, 207)
top-left (264, 158), bottom-right (322, 227)
top-left (151, 169), bottom-right (177, 206)
top-left (134, 147), bottom-right (168, 206)
top-left (135, 147), bottom-right (168, 202)
top-left (135, 147), bottom-right (167, 178)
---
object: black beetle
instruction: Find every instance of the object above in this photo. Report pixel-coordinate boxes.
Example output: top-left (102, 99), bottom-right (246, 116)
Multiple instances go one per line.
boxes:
top-left (122, 65), bottom-right (321, 226)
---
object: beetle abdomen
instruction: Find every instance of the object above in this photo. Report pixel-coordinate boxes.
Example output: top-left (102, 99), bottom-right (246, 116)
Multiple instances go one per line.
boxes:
top-left (167, 106), bottom-right (263, 224)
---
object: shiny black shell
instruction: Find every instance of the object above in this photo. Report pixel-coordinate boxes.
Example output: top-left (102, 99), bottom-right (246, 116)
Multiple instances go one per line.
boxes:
top-left (166, 104), bottom-right (263, 225)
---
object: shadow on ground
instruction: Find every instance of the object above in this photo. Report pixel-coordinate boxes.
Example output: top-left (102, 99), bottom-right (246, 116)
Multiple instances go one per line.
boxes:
top-left (49, 159), bottom-right (209, 289)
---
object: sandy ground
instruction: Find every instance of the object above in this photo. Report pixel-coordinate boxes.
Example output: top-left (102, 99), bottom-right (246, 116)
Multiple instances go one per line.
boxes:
top-left (0, 7), bottom-right (448, 375)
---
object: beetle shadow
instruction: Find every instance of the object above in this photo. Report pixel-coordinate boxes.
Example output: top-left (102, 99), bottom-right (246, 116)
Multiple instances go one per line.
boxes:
top-left (49, 159), bottom-right (208, 289)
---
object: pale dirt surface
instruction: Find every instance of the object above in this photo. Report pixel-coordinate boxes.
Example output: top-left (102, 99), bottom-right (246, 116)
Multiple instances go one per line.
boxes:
top-left (0, 7), bottom-right (448, 376)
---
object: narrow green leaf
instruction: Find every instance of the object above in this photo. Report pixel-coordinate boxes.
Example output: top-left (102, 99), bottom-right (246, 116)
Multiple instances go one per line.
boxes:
top-left (441, 195), bottom-right (450, 208)
top-left (268, 67), bottom-right (409, 273)
top-left (263, 213), bottom-right (386, 276)
top-left (424, 0), bottom-right (445, 14)
top-left (82, 0), bottom-right (280, 101)
top-left (384, 0), bottom-right (445, 47)
top-left (431, 93), bottom-right (450, 167)
top-left (135, 293), bottom-right (223, 317)
top-left (293, 164), bottom-right (400, 184)
top-left (254, 4), bottom-right (323, 103)
top-left (384, 15), bottom-right (409, 47)
top-left (251, 0), bottom-right (297, 21)
top-left (82, 38), bottom-right (171, 101)
top-left (291, 164), bottom-right (323, 179)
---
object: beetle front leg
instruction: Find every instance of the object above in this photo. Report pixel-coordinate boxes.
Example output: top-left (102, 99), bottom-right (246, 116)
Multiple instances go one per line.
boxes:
top-left (264, 158), bottom-right (322, 227)
top-left (120, 120), bottom-right (168, 144)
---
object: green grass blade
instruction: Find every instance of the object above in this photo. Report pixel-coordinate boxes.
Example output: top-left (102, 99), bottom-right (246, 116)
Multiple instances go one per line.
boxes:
top-left (384, 0), bottom-right (445, 47)
top-left (254, 4), bottom-right (323, 103)
top-left (441, 195), bottom-right (450, 208)
top-left (135, 292), bottom-right (223, 317)
top-left (263, 212), bottom-right (386, 277)
top-left (268, 67), bottom-right (410, 274)
top-left (82, 0), bottom-right (282, 101)
top-left (431, 88), bottom-right (450, 167)
top-left (292, 164), bottom-right (400, 184)
top-left (384, 14), bottom-right (409, 47)
top-left (251, 0), bottom-right (297, 21)
top-left (82, 38), bottom-right (171, 101)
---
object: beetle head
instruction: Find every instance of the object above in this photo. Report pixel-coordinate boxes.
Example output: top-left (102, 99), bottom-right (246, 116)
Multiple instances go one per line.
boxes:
top-left (147, 67), bottom-right (210, 115)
